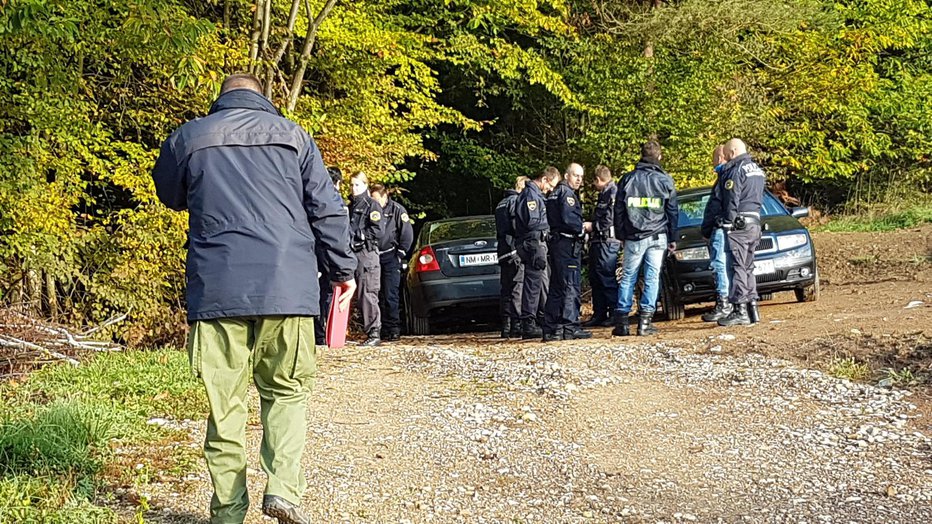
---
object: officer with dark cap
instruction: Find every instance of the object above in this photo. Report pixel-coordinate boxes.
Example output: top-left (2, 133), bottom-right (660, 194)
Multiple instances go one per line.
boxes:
top-left (349, 172), bottom-right (384, 346)
top-left (515, 166), bottom-right (561, 339)
top-left (495, 176), bottom-right (529, 339)
top-left (715, 138), bottom-right (766, 326)
top-left (543, 163), bottom-right (592, 341)
top-left (370, 184), bottom-right (414, 341)
top-left (314, 166), bottom-right (349, 347)
top-left (583, 165), bottom-right (620, 328)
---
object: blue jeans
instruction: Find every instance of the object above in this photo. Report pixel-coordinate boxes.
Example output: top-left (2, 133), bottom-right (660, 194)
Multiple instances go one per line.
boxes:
top-left (710, 228), bottom-right (730, 297)
top-left (616, 234), bottom-right (667, 315)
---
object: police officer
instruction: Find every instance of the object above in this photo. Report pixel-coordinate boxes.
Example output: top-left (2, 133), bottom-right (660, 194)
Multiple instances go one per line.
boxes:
top-left (349, 172), bottom-right (384, 346)
top-left (612, 140), bottom-right (678, 337)
top-left (370, 184), bottom-right (414, 341)
top-left (515, 166), bottom-right (561, 339)
top-left (315, 166), bottom-right (348, 347)
top-left (583, 165), bottom-right (620, 328)
top-left (716, 138), bottom-right (766, 326)
top-left (543, 163), bottom-right (592, 342)
top-left (495, 176), bottom-right (529, 339)
top-left (700, 145), bottom-right (733, 322)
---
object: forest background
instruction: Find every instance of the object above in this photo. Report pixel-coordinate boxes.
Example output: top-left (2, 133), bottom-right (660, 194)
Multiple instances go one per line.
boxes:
top-left (1, 0), bottom-right (930, 345)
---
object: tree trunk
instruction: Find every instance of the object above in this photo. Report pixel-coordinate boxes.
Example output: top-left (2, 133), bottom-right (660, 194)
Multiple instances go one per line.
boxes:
top-left (45, 271), bottom-right (59, 320)
top-left (248, 0), bottom-right (265, 73)
top-left (286, 0), bottom-right (339, 113)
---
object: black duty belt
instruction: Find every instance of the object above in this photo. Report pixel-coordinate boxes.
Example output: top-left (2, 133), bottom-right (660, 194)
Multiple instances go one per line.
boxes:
top-left (520, 231), bottom-right (549, 242)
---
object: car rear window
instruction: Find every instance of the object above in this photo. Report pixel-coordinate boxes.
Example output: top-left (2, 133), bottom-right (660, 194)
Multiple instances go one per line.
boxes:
top-left (677, 191), bottom-right (787, 228)
top-left (428, 218), bottom-right (496, 244)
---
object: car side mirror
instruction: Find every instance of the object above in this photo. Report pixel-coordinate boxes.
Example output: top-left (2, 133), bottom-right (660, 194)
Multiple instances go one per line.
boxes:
top-left (791, 207), bottom-right (810, 219)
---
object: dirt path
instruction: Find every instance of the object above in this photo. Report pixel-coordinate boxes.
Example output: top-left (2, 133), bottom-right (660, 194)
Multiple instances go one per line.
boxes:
top-left (135, 227), bottom-right (932, 524)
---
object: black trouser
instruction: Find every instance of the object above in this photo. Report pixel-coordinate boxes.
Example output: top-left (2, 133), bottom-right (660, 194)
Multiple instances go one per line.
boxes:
top-left (378, 252), bottom-right (403, 334)
top-left (499, 256), bottom-right (524, 321)
top-left (544, 237), bottom-right (582, 334)
top-left (314, 262), bottom-right (333, 345)
top-left (354, 248), bottom-right (381, 335)
top-left (588, 240), bottom-right (620, 320)
top-left (516, 236), bottom-right (548, 322)
top-left (727, 222), bottom-right (761, 304)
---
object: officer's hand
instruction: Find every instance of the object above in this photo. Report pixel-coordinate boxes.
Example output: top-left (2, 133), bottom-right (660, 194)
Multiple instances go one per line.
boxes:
top-left (583, 221), bottom-right (592, 233)
top-left (668, 242), bottom-right (676, 255)
top-left (333, 279), bottom-right (357, 311)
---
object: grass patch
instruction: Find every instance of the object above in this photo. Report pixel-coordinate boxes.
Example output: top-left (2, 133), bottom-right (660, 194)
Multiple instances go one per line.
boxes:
top-left (0, 349), bottom-right (206, 522)
top-left (817, 204), bottom-right (932, 232)
top-left (828, 357), bottom-right (871, 381)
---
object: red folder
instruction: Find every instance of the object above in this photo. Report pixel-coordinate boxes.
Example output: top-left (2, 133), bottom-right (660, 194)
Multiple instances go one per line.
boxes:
top-left (325, 286), bottom-right (349, 349)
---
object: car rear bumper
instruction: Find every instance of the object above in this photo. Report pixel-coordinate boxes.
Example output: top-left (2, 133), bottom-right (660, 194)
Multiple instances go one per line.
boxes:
top-left (408, 273), bottom-right (501, 317)
top-left (669, 257), bottom-right (816, 304)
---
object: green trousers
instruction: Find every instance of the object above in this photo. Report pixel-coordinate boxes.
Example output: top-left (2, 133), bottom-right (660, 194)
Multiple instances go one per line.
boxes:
top-left (187, 316), bottom-right (317, 524)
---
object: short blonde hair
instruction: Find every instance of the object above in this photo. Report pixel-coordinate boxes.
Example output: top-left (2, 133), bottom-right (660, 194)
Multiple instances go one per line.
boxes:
top-left (351, 172), bottom-right (369, 185)
top-left (514, 176), bottom-right (529, 192)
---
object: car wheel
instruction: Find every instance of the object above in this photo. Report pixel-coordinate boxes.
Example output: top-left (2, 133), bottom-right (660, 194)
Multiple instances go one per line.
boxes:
top-left (759, 293), bottom-right (774, 301)
top-left (403, 287), bottom-right (431, 335)
top-left (795, 268), bottom-right (820, 302)
top-left (661, 281), bottom-right (685, 321)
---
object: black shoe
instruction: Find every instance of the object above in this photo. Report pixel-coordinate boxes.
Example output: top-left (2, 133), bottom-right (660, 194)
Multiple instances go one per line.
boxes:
top-left (702, 295), bottom-right (733, 322)
top-left (521, 319), bottom-right (543, 340)
top-left (637, 313), bottom-right (658, 336)
top-left (599, 317), bottom-right (615, 327)
top-left (262, 495), bottom-right (310, 524)
top-left (500, 317), bottom-right (511, 339)
top-left (564, 328), bottom-right (593, 340)
top-left (582, 315), bottom-right (608, 328)
top-left (611, 313), bottom-right (631, 337)
top-left (385, 331), bottom-right (401, 342)
top-left (361, 330), bottom-right (381, 346)
top-left (718, 303), bottom-right (751, 327)
top-left (748, 301), bottom-right (760, 324)
top-left (508, 318), bottom-right (522, 339)
top-left (542, 331), bottom-right (563, 342)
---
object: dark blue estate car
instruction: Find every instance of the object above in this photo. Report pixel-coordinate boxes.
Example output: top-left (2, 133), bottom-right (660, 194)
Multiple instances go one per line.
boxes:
top-left (660, 187), bottom-right (820, 320)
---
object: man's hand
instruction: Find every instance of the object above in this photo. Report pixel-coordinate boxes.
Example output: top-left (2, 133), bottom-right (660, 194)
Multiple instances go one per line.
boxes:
top-left (333, 279), bottom-right (357, 312)
top-left (583, 221), bottom-right (593, 233)
top-left (668, 242), bottom-right (677, 255)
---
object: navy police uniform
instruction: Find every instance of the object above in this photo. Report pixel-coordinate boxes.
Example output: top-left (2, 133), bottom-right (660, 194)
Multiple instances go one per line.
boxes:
top-left (718, 153), bottom-right (766, 309)
top-left (349, 193), bottom-right (384, 341)
top-left (514, 181), bottom-right (549, 336)
top-left (377, 198), bottom-right (414, 339)
top-left (587, 181), bottom-right (620, 324)
top-left (543, 181), bottom-right (587, 339)
top-left (495, 189), bottom-right (523, 336)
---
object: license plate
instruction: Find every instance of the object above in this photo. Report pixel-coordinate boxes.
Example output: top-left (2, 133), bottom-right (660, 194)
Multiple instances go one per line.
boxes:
top-left (459, 253), bottom-right (497, 267)
top-left (753, 259), bottom-right (776, 275)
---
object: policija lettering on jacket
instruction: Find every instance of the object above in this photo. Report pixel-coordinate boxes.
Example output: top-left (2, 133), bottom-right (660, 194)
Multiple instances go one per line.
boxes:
top-left (495, 138), bottom-right (767, 343)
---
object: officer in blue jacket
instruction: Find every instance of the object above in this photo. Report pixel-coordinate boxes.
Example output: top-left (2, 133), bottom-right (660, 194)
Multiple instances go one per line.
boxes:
top-left (543, 163), bottom-right (592, 341)
top-left (494, 176), bottom-right (528, 339)
top-left (349, 172), bottom-right (384, 346)
top-left (583, 165), bottom-right (620, 327)
top-left (700, 145), bottom-right (733, 322)
top-left (715, 138), bottom-right (766, 327)
top-left (515, 166), bottom-right (561, 339)
top-left (370, 184), bottom-right (414, 341)
top-left (152, 74), bottom-right (356, 524)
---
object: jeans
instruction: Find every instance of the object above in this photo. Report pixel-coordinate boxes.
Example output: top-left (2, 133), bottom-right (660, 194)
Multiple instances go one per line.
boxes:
top-left (709, 228), bottom-right (730, 297)
top-left (616, 234), bottom-right (667, 315)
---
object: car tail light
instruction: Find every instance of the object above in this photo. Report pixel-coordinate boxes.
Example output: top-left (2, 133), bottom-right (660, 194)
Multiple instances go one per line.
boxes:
top-left (415, 246), bottom-right (440, 273)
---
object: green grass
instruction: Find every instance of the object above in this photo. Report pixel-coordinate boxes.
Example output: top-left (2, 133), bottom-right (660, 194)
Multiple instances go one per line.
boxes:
top-left (817, 204), bottom-right (932, 232)
top-left (0, 349), bottom-right (206, 522)
top-left (828, 357), bottom-right (871, 381)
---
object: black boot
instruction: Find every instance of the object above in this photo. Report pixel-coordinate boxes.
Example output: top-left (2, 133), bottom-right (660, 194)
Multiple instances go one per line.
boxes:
top-left (611, 313), bottom-right (631, 337)
top-left (386, 329), bottom-right (401, 342)
top-left (564, 327), bottom-right (593, 340)
top-left (702, 295), bottom-right (733, 322)
top-left (637, 313), bottom-right (658, 336)
top-left (748, 301), bottom-right (760, 324)
top-left (500, 317), bottom-right (511, 339)
top-left (718, 303), bottom-right (750, 327)
top-left (521, 319), bottom-right (543, 340)
top-left (361, 329), bottom-right (381, 346)
top-left (263, 495), bottom-right (311, 524)
top-left (582, 314), bottom-right (607, 328)
top-left (542, 331), bottom-right (563, 342)
top-left (509, 318), bottom-right (522, 339)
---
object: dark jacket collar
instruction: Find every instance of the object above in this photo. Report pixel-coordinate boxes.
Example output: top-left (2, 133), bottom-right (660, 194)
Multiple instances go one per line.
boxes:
top-left (601, 181), bottom-right (616, 193)
top-left (350, 193), bottom-right (371, 206)
top-left (724, 153), bottom-right (752, 169)
top-left (635, 159), bottom-right (663, 172)
top-left (505, 189), bottom-right (519, 197)
top-left (209, 89), bottom-right (281, 116)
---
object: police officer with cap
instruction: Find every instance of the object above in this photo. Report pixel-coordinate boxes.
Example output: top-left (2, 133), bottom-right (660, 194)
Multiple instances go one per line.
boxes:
top-left (515, 166), bottom-right (561, 339)
top-left (370, 184), bottom-right (414, 341)
top-left (349, 172), bottom-right (384, 346)
top-left (543, 163), bottom-right (592, 341)
top-left (495, 176), bottom-right (529, 339)
top-left (716, 138), bottom-right (766, 326)
top-left (583, 165), bottom-right (620, 328)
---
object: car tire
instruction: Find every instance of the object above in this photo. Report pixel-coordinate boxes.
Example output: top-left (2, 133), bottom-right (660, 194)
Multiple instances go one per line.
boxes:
top-left (403, 287), bottom-right (431, 335)
top-left (661, 281), bottom-right (685, 321)
top-left (759, 293), bottom-right (774, 301)
top-left (795, 268), bottom-right (820, 303)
